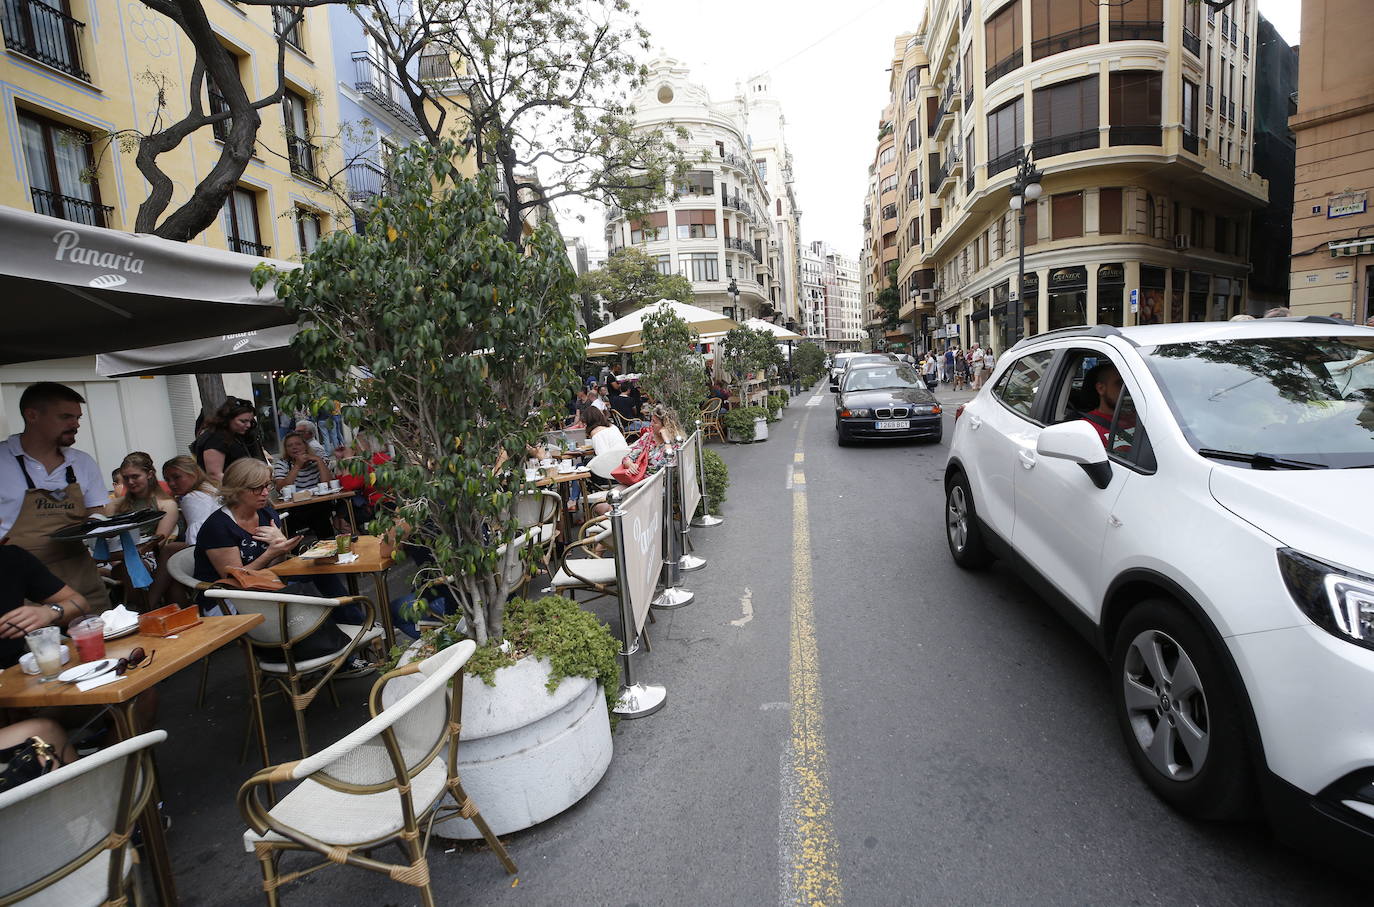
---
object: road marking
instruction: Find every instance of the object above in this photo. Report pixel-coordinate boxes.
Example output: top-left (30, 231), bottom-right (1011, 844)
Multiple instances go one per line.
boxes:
top-left (794, 452), bottom-right (805, 463)
top-left (778, 410), bottom-right (842, 906)
top-left (791, 470), bottom-right (805, 487)
top-left (731, 586), bottom-right (754, 627)
top-left (785, 466), bottom-right (794, 490)
top-left (806, 394), bottom-right (824, 407)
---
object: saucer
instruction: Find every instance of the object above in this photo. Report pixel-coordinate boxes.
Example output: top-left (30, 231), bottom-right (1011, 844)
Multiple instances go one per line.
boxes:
top-left (57, 658), bottom-right (118, 684)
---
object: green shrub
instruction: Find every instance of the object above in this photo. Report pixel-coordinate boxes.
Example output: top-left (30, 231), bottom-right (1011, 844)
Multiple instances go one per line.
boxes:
top-left (776, 388), bottom-right (790, 405)
top-left (695, 447), bottom-right (729, 517)
top-left (721, 405), bottom-right (768, 442)
top-left (793, 343), bottom-right (826, 385)
top-left (765, 395), bottom-right (784, 421)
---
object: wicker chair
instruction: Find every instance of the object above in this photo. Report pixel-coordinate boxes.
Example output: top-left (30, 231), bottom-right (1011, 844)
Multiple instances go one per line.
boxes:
top-left (700, 396), bottom-right (725, 443)
top-left (512, 490), bottom-right (561, 567)
top-left (548, 525), bottom-right (617, 603)
top-left (238, 641), bottom-right (515, 906)
top-left (0, 730), bottom-right (165, 906)
top-left (205, 589), bottom-right (382, 758)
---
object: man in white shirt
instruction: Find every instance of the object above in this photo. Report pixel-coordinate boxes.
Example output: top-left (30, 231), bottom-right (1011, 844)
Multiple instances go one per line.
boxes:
top-left (295, 420), bottom-right (329, 458)
top-left (0, 382), bottom-right (111, 610)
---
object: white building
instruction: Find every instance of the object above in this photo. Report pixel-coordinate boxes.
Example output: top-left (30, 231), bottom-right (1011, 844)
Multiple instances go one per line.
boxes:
top-left (813, 242), bottom-right (863, 350)
top-left (801, 243), bottom-right (827, 341)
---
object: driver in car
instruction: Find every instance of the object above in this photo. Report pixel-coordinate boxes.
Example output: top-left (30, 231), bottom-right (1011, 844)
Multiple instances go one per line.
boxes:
top-left (1079, 362), bottom-right (1135, 454)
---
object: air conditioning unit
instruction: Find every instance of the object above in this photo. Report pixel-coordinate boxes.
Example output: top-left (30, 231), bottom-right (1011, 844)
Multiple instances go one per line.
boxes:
top-left (1174, 234), bottom-right (1192, 250)
top-left (919, 288), bottom-right (936, 303)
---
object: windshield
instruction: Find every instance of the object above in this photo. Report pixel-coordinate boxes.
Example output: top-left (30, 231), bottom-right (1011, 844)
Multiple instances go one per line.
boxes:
top-left (1142, 336), bottom-right (1374, 468)
top-left (843, 365), bottom-right (923, 392)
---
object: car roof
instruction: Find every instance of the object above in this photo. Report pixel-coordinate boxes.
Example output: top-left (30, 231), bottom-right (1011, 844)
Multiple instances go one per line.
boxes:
top-left (1009, 318), bottom-right (1373, 354)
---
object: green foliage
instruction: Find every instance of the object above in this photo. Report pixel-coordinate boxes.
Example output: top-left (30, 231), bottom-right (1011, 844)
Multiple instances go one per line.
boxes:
top-left (578, 248), bottom-right (694, 318)
top-left (695, 447), bottom-right (729, 517)
top-left (776, 388), bottom-right (790, 405)
top-left (722, 406), bottom-right (768, 442)
top-left (793, 343), bottom-right (827, 385)
top-left (638, 307), bottom-right (708, 425)
top-left (721, 326), bottom-right (785, 407)
top-left (765, 395), bottom-right (784, 421)
top-left (254, 141), bottom-right (582, 645)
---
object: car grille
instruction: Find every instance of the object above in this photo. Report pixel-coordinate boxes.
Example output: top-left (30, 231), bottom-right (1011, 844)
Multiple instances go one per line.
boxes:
top-left (873, 407), bottom-right (911, 419)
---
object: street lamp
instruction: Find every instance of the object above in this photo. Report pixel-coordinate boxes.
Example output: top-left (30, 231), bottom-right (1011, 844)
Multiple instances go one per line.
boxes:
top-left (726, 278), bottom-right (740, 321)
top-left (1009, 147), bottom-right (1043, 347)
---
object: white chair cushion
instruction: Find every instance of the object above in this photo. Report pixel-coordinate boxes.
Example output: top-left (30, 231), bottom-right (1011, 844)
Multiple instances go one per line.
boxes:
top-left (585, 490), bottom-right (609, 505)
top-left (257, 625), bottom-right (383, 674)
top-left (550, 558), bottom-right (618, 588)
top-left (242, 758), bottom-right (449, 852)
top-left (15, 847), bottom-right (133, 907)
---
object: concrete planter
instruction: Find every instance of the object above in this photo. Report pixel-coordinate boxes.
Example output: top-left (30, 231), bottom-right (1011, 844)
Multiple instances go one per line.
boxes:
top-left (752, 417), bottom-right (769, 441)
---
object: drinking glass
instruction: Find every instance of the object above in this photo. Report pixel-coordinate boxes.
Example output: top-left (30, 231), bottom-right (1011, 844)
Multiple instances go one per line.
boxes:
top-left (69, 617), bottom-right (106, 662)
top-left (25, 626), bottom-right (63, 682)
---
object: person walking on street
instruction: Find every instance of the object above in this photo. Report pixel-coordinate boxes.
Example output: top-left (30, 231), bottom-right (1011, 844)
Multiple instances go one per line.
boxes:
top-left (968, 343), bottom-right (984, 390)
top-left (942, 346), bottom-right (955, 384)
top-left (953, 347), bottom-right (969, 390)
top-left (979, 346), bottom-right (996, 388)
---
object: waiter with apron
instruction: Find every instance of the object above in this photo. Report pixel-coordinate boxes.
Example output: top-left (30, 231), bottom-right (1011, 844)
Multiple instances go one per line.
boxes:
top-left (1, 382), bottom-right (111, 612)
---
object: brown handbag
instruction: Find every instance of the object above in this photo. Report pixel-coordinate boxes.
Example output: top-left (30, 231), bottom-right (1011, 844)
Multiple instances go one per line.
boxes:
top-left (225, 567), bottom-right (286, 591)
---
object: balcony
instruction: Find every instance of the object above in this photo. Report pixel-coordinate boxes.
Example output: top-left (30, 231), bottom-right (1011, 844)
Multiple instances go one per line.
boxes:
top-left (228, 237), bottom-right (271, 257)
top-left (933, 97), bottom-right (954, 140)
top-left (1109, 124), bottom-right (1163, 146)
top-left (1182, 130), bottom-right (1199, 154)
top-left (208, 88), bottom-right (232, 142)
top-left (1219, 95), bottom-right (1229, 120)
top-left (1031, 128), bottom-right (1099, 160)
top-left (287, 135), bottom-right (319, 181)
top-left (418, 51), bottom-right (454, 81)
top-left (347, 159), bottom-right (391, 202)
top-left (3, 0), bottom-right (89, 81)
top-left (986, 51), bottom-right (1021, 86)
top-left (1243, 33), bottom-right (1249, 56)
top-left (1031, 23), bottom-right (1099, 61)
top-left (1229, 101), bottom-right (1236, 123)
top-left (30, 187), bottom-right (110, 227)
top-left (726, 237), bottom-right (749, 253)
top-left (352, 51), bottom-right (420, 133)
top-left (272, 6), bottom-right (302, 52)
top-left (988, 149), bottom-right (1019, 177)
top-left (943, 74), bottom-right (962, 113)
top-left (929, 162), bottom-right (946, 195)
top-left (1109, 20), bottom-right (1163, 42)
top-left (1183, 28), bottom-right (1201, 56)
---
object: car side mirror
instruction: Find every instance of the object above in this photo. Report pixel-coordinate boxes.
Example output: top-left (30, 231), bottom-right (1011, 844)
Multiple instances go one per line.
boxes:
top-left (1037, 421), bottom-right (1112, 489)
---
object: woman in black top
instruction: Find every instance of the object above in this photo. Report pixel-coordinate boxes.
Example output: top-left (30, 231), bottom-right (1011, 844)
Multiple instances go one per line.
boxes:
top-left (192, 399), bottom-right (264, 482)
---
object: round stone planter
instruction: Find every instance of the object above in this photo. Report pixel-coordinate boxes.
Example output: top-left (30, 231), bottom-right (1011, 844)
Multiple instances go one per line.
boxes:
top-left (437, 654), bottom-right (612, 839)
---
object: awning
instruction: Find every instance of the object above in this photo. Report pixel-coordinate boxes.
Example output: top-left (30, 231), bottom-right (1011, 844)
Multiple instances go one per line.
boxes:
top-left (97, 324), bottom-right (300, 377)
top-left (0, 206), bottom-right (297, 365)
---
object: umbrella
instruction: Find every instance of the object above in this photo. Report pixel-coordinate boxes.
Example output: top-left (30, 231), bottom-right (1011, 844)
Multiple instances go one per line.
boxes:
top-left (744, 318), bottom-right (803, 340)
top-left (97, 324), bottom-right (301, 377)
top-left (586, 341), bottom-right (619, 357)
top-left (588, 299), bottom-right (738, 351)
top-left (0, 206), bottom-right (297, 365)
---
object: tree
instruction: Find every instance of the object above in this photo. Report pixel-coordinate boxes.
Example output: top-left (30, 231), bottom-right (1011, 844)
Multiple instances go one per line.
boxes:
top-left (721, 326), bottom-right (783, 408)
top-left (638, 308), bottom-right (707, 425)
top-left (792, 342), bottom-right (826, 386)
top-left (578, 247), bottom-right (694, 318)
top-left (255, 140), bottom-right (583, 645)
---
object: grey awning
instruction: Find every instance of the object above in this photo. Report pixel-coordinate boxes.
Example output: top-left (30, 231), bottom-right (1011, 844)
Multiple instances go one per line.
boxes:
top-left (96, 324), bottom-right (300, 377)
top-left (0, 205), bottom-right (297, 365)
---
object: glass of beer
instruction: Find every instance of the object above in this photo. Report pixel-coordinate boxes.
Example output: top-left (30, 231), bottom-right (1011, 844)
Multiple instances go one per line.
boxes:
top-left (25, 626), bottom-right (63, 681)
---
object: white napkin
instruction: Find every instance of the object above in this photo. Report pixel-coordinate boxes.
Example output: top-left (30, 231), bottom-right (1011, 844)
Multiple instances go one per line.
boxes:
top-left (77, 673), bottom-right (120, 692)
top-left (102, 605), bottom-right (140, 633)
top-left (336, 552), bottom-right (359, 565)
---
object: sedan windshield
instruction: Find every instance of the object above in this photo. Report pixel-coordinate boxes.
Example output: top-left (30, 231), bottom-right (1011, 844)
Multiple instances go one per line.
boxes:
top-left (1142, 336), bottom-right (1374, 468)
top-left (844, 365), bottom-right (922, 392)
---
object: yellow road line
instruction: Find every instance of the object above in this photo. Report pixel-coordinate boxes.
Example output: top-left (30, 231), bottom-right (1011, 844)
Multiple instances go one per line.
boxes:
top-left (795, 452), bottom-right (805, 463)
top-left (784, 415), bottom-right (841, 905)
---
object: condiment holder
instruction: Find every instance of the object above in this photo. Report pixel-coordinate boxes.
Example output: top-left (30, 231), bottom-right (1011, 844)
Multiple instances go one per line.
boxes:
top-left (139, 604), bottom-right (202, 637)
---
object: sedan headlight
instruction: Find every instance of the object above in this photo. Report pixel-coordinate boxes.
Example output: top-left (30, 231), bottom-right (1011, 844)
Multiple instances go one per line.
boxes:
top-left (913, 404), bottom-right (942, 415)
top-left (839, 408), bottom-right (871, 418)
top-left (1278, 548), bottom-right (1374, 651)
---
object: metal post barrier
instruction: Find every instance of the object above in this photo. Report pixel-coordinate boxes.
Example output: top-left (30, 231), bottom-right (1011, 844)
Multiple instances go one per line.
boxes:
top-left (691, 419), bottom-right (723, 527)
top-left (675, 435), bottom-right (705, 572)
top-left (651, 445), bottom-right (693, 609)
top-left (608, 488), bottom-right (666, 718)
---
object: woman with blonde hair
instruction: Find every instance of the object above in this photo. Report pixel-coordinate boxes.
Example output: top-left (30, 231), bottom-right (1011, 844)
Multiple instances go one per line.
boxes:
top-left (616, 404), bottom-right (682, 485)
top-left (106, 452), bottom-right (179, 539)
top-left (142, 456), bottom-right (220, 607)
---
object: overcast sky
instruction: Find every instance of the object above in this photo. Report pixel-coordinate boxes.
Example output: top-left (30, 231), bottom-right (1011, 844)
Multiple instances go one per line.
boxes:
top-left (558, 0), bottom-right (1303, 263)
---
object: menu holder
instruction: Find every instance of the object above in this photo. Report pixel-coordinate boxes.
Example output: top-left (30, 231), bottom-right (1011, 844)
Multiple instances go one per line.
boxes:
top-left (138, 604), bottom-right (203, 637)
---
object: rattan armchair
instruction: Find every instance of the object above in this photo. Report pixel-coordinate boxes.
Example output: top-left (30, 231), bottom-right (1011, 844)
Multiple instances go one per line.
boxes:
top-left (700, 396), bottom-right (725, 443)
top-left (238, 641), bottom-right (515, 906)
top-left (0, 730), bottom-right (165, 906)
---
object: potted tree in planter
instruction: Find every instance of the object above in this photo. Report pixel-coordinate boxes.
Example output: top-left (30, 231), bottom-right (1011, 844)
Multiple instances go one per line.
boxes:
top-left (256, 141), bottom-right (619, 838)
top-left (638, 307), bottom-right (707, 426)
top-left (721, 326), bottom-right (783, 441)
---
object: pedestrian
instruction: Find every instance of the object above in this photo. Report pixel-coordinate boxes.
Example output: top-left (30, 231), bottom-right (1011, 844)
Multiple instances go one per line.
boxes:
top-left (921, 352), bottom-right (938, 392)
top-left (979, 347), bottom-right (996, 387)
top-left (942, 346), bottom-right (955, 384)
top-left (953, 347), bottom-right (968, 390)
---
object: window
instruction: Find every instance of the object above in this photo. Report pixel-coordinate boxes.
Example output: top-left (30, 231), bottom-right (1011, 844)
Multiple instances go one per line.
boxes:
top-left (1183, 0), bottom-right (1202, 53)
top-left (963, 45), bottom-right (974, 98)
top-left (681, 170), bottom-right (714, 196)
top-left (1051, 191), bottom-right (1084, 239)
top-left (755, 160), bottom-right (767, 182)
top-left (221, 186), bottom-right (268, 256)
top-left (681, 252), bottom-right (718, 282)
top-left (272, 5), bottom-right (303, 51)
top-left (655, 254), bottom-right (671, 276)
top-left (879, 146), bottom-right (895, 166)
top-left (1109, 0), bottom-right (1162, 41)
top-left (880, 174), bottom-right (898, 194)
top-left (987, 97), bottom-right (1024, 175)
top-left (630, 212), bottom-right (666, 243)
top-left (4, 0), bottom-right (88, 80)
top-left (19, 111), bottom-right (108, 226)
top-left (296, 208), bottom-right (321, 253)
top-left (1031, 0), bottom-right (1098, 60)
top-left (985, 0), bottom-right (1024, 84)
top-left (908, 169), bottom-right (921, 201)
top-left (283, 89), bottom-right (316, 179)
top-left (1106, 385), bottom-right (1151, 468)
top-left (1032, 75), bottom-right (1099, 157)
top-left (994, 349), bottom-right (1056, 420)
top-left (1108, 71), bottom-right (1162, 145)
top-left (675, 209), bottom-right (717, 239)
top-left (1214, 215), bottom-right (1230, 254)
top-left (907, 119), bottom-right (920, 151)
top-left (1098, 188), bottom-right (1122, 234)
top-left (907, 217), bottom-right (920, 246)
top-left (1182, 79), bottom-right (1199, 152)
top-left (882, 203), bottom-right (897, 220)
top-left (905, 69), bottom-right (920, 101)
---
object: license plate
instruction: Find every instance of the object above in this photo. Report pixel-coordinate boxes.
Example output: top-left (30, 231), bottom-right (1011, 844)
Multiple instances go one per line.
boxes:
top-left (875, 420), bottom-right (911, 430)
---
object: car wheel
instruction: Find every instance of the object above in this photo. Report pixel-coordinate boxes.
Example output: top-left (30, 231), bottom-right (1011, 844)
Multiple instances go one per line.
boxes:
top-left (944, 472), bottom-right (990, 568)
top-left (1111, 600), bottom-right (1254, 820)
top-left (836, 425), bottom-right (850, 447)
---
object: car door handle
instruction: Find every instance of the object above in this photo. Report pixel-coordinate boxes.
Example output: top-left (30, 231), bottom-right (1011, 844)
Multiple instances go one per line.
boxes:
top-left (968, 415), bottom-right (983, 430)
top-left (1018, 450), bottom-right (1036, 469)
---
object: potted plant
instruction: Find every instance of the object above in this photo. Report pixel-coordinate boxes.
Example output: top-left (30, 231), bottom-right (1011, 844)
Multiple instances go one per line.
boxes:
top-left (257, 141), bottom-right (618, 837)
top-left (721, 325), bottom-right (784, 416)
top-left (722, 405), bottom-right (769, 442)
top-left (765, 395), bottom-right (784, 422)
top-left (695, 448), bottom-right (730, 518)
top-left (638, 306), bottom-right (708, 426)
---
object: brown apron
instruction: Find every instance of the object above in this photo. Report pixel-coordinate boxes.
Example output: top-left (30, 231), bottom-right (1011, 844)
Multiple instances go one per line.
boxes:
top-left (6, 455), bottom-right (111, 611)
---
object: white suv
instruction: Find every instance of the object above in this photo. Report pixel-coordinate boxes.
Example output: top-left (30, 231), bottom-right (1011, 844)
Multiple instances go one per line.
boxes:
top-left (944, 319), bottom-right (1374, 863)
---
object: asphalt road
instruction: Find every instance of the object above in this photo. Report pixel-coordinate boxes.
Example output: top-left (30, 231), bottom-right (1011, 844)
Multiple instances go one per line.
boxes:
top-left (154, 382), bottom-right (1366, 906)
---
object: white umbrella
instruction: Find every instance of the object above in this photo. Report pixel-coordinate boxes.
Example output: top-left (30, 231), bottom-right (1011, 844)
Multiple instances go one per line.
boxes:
top-left (588, 299), bottom-right (739, 350)
top-left (744, 318), bottom-right (803, 340)
top-left (586, 341), bottom-right (619, 357)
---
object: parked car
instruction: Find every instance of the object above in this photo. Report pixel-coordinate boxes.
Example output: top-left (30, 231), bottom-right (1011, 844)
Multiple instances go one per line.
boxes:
top-left (944, 318), bottom-right (1374, 865)
top-left (830, 353), bottom-right (894, 392)
top-left (835, 362), bottom-right (942, 445)
top-left (828, 352), bottom-right (863, 389)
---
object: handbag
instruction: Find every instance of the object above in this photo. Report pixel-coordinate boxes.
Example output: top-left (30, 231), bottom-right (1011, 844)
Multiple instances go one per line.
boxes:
top-left (610, 447), bottom-right (651, 486)
top-left (225, 567), bottom-right (286, 591)
top-left (0, 737), bottom-right (60, 792)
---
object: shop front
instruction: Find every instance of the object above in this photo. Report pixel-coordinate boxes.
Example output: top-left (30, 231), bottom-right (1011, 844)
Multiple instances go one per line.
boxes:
top-left (1097, 263), bottom-right (1125, 327)
top-left (1047, 266), bottom-right (1088, 330)
top-left (1138, 265), bottom-right (1167, 325)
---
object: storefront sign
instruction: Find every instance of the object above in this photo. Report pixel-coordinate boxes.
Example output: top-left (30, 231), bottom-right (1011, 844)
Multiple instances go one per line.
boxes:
top-left (1328, 191), bottom-right (1367, 218)
top-left (1021, 271), bottom-right (1039, 294)
top-left (1130, 289), bottom-right (1139, 313)
top-left (1049, 266), bottom-right (1088, 290)
top-left (1097, 263), bottom-right (1125, 286)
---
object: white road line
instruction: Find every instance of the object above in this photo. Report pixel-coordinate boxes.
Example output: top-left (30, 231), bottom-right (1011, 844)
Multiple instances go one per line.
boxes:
top-left (806, 393), bottom-right (824, 407)
top-left (731, 586), bottom-right (754, 627)
top-left (785, 465), bottom-right (794, 489)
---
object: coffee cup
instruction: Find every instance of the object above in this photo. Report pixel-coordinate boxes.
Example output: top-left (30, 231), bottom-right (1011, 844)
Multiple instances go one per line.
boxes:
top-left (315, 482), bottom-right (329, 494)
top-left (328, 479), bottom-right (342, 492)
top-left (282, 484), bottom-right (297, 498)
top-left (524, 468), bottom-right (540, 481)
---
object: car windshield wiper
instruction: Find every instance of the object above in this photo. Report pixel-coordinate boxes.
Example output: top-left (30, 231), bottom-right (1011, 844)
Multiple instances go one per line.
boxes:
top-left (1196, 448), bottom-right (1329, 470)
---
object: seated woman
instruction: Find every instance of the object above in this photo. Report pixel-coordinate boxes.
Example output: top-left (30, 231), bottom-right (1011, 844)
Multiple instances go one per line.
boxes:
top-left (193, 459), bottom-right (351, 631)
top-left (585, 405), bottom-right (628, 457)
top-left (273, 431), bottom-right (337, 540)
top-left (0, 717), bottom-right (76, 774)
top-left (104, 452), bottom-right (180, 608)
top-left (616, 404), bottom-right (682, 485)
top-left (143, 456), bottom-right (220, 607)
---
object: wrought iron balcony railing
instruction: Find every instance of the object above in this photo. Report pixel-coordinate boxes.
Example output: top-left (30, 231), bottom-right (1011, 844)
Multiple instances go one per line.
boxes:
top-left (347, 159), bottom-right (391, 201)
top-left (1031, 23), bottom-right (1098, 61)
top-left (1108, 124), bottom-right (1163, 146)
top-left (31, 186), bottom-right (110, 226)
top-left (986, 51), bottom-right (1021, 86)
top-left (3, 0), bottom-right (88, 80)
top-left (287, 135), bottom-right (319, 181)
top-left (1031, 128), bottom-right (1099, 160)
top-left (1183, 28), bottom-right (1201, 56)
top-left (1182, 130), bottom-right (1199, 154)
top-left (1109, 20), bottom-right (1163, 42)
top-left (228, 237), bottom-right (271, 257)
top-left (208, 88), bottom-right (232, 142)
top-left (351, 51), bottom-right (420, 133)
top-left (988, 149), bottom-right (1019, 177)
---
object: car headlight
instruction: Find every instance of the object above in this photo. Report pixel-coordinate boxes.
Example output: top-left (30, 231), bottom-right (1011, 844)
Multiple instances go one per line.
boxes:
top-left (913, 404), bottom-right (942, 415)
top-left (1278, 548), bottom-right (1374, 651)
top-left (839, 408), bottom-right (871, 418)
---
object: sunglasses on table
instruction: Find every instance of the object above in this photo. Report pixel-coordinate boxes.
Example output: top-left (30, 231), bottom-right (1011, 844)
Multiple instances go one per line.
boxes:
top-left (115, 647), bottom-right (155, 676)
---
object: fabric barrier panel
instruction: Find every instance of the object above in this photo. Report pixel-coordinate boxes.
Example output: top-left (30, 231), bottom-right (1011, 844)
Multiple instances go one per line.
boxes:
top-left (616, 469), bottom-right (665, 634)
top-left (679, 431), bottom-right (703, 521)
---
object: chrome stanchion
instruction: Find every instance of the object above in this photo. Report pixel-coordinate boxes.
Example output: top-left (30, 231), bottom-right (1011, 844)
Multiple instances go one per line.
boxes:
top-left (651, 446), bottom-right (694, 609)
top-left (691, 418), bottom-right (723, 527)
top-left (675, 435), bottom-right (706, 572)
top-left (609, 488), bottom-right (666, 718)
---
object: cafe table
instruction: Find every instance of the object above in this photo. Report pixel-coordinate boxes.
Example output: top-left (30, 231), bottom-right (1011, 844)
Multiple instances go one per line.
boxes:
top-left (275, 488), bottom-right (358, 534)
top-left (534, 468), bottom-right (593, 541)
top-left (271, 535), bottom-right (399, 647)
top-left (0, 614), bottom-right (267, 907)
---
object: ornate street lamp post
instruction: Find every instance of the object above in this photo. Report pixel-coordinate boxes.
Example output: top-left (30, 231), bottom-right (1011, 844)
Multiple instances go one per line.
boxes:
top-left (1008, 147), bottom-right (1043, 346)
top-left (726, 278), bottom-right (741, 321)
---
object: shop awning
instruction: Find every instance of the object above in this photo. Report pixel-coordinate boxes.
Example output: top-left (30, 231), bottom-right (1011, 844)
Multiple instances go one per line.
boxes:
top-left (96, 324), bottom-right (301, 377)
top-left (0, 206), bottom-right (297, 365)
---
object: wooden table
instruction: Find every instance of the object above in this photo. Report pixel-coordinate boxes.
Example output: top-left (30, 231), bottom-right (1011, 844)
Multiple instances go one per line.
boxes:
top-left (272, 535), bottom-right (399, 647)
top-left (534, 469), bottom-right (593, 541)
top-left (0, 614), bottom-right (266, 907)
top-left (274, 488), bottom-right (358, 534)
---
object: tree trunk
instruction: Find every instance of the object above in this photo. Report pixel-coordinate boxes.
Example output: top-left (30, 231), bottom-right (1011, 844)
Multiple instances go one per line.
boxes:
top-left (195, 373), bottom-right (226, 423)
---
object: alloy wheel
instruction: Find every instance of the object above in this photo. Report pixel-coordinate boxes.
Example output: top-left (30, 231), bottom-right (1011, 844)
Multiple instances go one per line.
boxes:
top-left (946, 484), bottom-right (968, 553)
top-left (1121, 629), bottom-right (1211, 781)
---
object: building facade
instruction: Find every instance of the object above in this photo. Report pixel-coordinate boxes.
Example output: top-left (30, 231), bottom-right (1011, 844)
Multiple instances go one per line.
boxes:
top-left (1288, 0), bottom-right (1374, 321)
top-left (1247, 13), bottom-right (1298, 310)
top-left (801, 241), bottom-right (827, 341)
top-left (865, 0), bottom-right (1269, 358)
top-left (605, 57), bottom-right (784, 322)
top-left (814, 241), bottom-right (862, 350)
